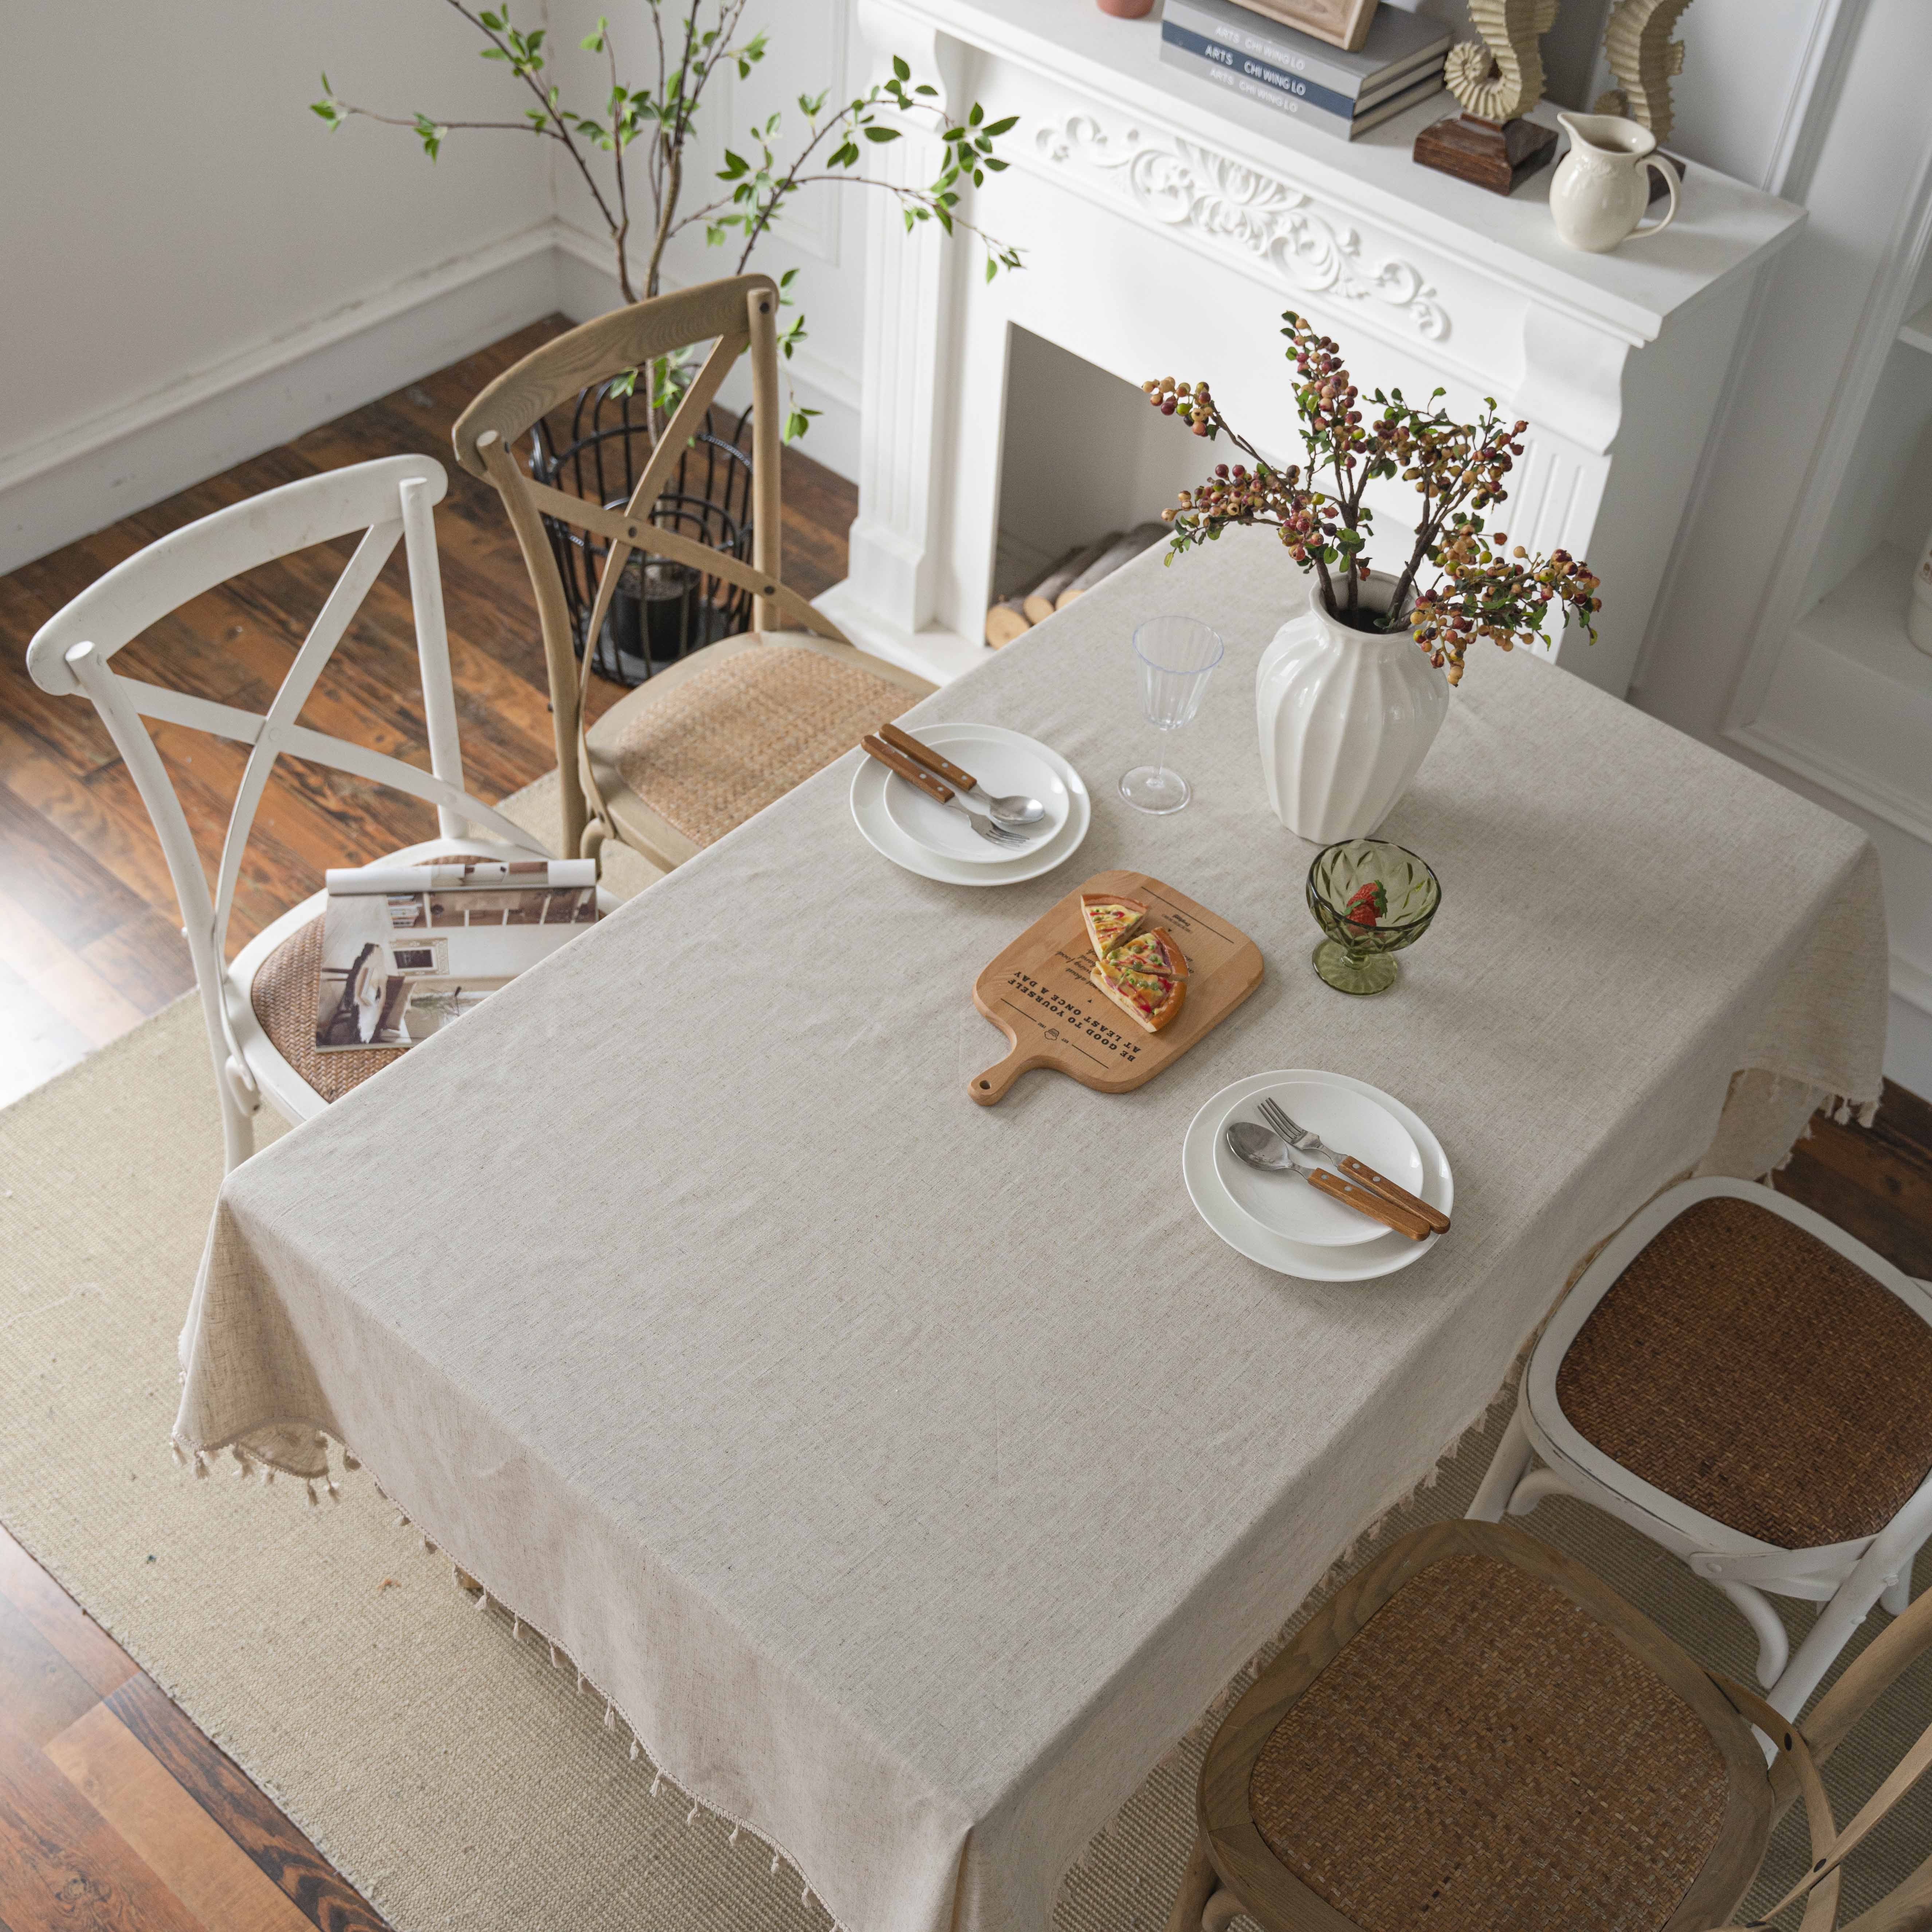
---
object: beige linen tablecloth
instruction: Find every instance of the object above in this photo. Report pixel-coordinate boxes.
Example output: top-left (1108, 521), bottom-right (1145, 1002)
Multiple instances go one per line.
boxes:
top-left (176, 528), bottom-right (1886, 1932)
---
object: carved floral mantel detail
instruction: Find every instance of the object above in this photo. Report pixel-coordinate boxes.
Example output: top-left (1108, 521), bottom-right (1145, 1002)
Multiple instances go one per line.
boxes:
top-left (1036, 114), bottom-right (1450, 341)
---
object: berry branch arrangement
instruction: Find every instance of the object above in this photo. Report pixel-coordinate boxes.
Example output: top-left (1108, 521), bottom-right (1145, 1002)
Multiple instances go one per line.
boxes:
top-left (1145, 310), bottom-right (1601, 683)
top-left (313, 1), bottom-right (1021, 440)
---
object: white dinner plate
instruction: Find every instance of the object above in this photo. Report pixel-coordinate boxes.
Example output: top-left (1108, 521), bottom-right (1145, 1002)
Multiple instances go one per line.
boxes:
top-left (1211, 1077), bottom-right (1424, 1248)
top-left (1183, 1070), bottom-right (1453, 1282)
top-left (880, 724), bottom-right (1072, 863)
top-left (849, 725), bottom-right (1090, 887)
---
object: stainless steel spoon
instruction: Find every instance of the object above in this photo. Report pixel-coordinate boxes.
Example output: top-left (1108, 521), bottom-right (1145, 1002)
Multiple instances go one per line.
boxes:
top-left (1224, 1123), bottom-right (1432, 1240)
top-left (877, 722), bottom-right (1046, 826)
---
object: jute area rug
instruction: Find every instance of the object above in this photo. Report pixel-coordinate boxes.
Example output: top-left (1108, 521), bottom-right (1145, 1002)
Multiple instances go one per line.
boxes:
top-left (1, 779), bottom-right (1928, 1931)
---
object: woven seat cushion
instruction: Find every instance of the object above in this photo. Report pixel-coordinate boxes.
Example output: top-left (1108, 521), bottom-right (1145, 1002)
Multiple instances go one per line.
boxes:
top-left (1249, 1552), bottom-right (1728, 1932)
top-left (608, 642), bottom-right (917, 849)
top-left (1554, 1194), bottom-right (1932, 1548)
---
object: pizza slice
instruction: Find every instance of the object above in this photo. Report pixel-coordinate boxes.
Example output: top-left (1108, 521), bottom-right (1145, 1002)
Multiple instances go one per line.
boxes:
top-left (1106, 927), bottom-right (1186, 984)
top-left (1090, 926), bottom-right (1188, 1033)
top-left (1080, 892), bottom-right (1148, 959)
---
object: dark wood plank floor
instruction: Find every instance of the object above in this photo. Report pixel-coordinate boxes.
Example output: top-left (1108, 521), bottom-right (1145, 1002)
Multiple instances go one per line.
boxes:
top-left (0, 316), bottom-right (858, 1110)
top-left (4, 322), bottom-right (1930, 1932)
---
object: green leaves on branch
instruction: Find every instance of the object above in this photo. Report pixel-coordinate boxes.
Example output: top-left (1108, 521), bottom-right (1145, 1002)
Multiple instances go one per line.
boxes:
top-left (306, 8), bottom-right (1026, 440)
top-left (310, 76), bottom-right (346, 130)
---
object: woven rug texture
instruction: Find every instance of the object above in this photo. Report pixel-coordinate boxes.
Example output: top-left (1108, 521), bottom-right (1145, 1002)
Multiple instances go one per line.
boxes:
top-left (0, 781), bottom-right (1927, 1932)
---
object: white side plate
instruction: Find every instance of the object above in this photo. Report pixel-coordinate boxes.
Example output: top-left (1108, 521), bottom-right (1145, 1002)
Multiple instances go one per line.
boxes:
top-left (851, 725), bottom-right (1089, 887)
top-left (879, 724), bottom-right (1071, 864)
top-left (1183, 1069), bottom-right (1453, 1282)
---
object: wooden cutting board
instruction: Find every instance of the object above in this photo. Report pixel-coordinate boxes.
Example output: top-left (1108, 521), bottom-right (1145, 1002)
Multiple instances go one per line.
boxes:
top-left (969, 870), bottom-right (1264, 1105)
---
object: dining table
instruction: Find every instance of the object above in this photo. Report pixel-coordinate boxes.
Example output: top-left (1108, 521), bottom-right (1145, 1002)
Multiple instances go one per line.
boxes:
top-left (174, 526), bottom-right (1888, 1932)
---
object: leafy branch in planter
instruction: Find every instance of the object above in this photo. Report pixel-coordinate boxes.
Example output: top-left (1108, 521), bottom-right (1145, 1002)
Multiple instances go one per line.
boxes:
top-left (313, 2), bottom-right (1021, 440)
top-left (1143, 310), bottom-right (1601, 683)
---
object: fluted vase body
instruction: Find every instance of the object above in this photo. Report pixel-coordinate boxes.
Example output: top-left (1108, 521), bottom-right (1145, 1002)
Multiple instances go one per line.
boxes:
top-left (1254, 576), bottom-right (1449, 843)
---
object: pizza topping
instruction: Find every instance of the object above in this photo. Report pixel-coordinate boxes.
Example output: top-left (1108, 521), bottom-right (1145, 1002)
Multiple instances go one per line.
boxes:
top-left (1108, 928), bottom-right (1185, 982)
top-left (1080, 894), bottom-right (1148, 958)
top-left (1090, 923), bottom-right (1189, 1033)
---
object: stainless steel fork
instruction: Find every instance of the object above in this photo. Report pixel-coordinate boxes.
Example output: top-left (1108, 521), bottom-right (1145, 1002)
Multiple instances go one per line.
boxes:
top-left (1258, 1096), bottom-right (1450, 1234)
top-left (1257, 1097), bottom-right (1342, 1167)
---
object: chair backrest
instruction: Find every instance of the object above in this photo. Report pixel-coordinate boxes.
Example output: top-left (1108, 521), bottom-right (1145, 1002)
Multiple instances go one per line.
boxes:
top-left (26, 455), bottom-right (549, 1115)
top-left (1745, 1579), bottom-right (1932, 1930)
top-left (451, 273), bottom-right (848, 855)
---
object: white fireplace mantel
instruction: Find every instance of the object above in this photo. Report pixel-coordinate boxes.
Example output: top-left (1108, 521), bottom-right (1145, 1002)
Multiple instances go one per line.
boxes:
top-left (818, 0), bottom-right (1804, 698)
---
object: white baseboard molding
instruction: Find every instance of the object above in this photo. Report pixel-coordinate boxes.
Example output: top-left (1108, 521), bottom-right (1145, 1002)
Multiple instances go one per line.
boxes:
top-left (1888, 966), bottom-right (1932, 1099)
top-left (1, 220), bottom-right (864, 578)
top-left (0, 224), bottom-right (565, 578)
top-left (813, 578), bottom-right (987, 687)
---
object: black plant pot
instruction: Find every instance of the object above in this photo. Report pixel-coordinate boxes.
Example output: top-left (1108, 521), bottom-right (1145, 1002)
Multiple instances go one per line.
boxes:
top-left (529, 388), bottom-right (755, 689)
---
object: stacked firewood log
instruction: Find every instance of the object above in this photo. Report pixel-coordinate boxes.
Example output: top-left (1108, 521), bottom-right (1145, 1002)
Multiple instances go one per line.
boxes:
top-left (984, 522), bottom-right (1167, 647)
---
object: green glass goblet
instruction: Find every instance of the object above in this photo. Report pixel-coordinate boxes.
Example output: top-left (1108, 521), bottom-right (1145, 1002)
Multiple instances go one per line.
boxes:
top-left (1306, 839), bottom-right (1441, 996)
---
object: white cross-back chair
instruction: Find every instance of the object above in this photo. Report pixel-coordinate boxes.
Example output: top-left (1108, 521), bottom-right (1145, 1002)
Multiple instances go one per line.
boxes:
top-left (26, 455), bottom-right (561, 1173)
top-left (1470, 1177), bottom-right (1932, 1718)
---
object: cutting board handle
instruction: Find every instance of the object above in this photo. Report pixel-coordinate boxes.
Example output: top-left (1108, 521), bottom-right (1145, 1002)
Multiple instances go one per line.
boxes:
top-left (969, 1041), bottom-right (1048, 1106)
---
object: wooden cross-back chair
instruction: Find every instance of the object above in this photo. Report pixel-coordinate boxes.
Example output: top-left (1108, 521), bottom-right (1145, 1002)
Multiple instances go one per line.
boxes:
top-left (1167, 1519), bottom-right (1932, 1932)
top-left (452, 272), bottom-right (933, 872)
top-left (25, 455), bottom-right (558, 1171)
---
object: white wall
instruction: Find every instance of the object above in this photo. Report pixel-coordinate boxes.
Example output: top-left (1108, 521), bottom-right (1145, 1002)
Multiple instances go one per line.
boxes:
top-left (546, 0), bottom-right (874, 481)
top-left (0, 0), bottom-right (555, 572)
top-left (1629, 0), bottom-right (1932, 1095)
top-left (0, 0), bottom-right (881, 573)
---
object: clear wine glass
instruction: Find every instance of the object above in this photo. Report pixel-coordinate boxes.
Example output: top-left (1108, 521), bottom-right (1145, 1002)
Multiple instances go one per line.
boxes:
top-left (1120, 615), bottom-right (1224, 814)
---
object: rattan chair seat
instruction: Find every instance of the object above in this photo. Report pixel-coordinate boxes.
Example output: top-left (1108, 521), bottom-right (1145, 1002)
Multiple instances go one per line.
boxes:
top-left (1246, 1551), bottom-right (1729, 1932)
top-left (593, 634), bottom-right (922, 853)
top-left (1553, 1194), bottom-right (1932, 1548)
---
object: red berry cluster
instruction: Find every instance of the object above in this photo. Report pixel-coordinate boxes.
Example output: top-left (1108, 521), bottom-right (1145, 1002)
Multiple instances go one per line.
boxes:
top-left (1142, 306), bottom-right (1603, 681)
top-left (1142, 374), bottom-right (1216, 437)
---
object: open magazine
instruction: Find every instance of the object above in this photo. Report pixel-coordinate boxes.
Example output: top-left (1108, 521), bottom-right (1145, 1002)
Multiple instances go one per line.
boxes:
top-left (314, 857), bottom-right (598, 1053)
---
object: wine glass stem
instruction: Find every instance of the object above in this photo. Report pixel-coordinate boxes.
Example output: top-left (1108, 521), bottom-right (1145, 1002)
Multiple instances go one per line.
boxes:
top-left (1154, 726), bottom-right (1167, 785)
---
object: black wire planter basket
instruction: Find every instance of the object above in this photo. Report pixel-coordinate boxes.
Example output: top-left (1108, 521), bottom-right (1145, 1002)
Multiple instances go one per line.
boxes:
top-left (529, 386), bottom-right (756, 689)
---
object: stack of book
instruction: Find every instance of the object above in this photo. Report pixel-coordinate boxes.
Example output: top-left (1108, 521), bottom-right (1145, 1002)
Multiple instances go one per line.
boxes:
top-left (1159, 0), bottom-right (1452, 140)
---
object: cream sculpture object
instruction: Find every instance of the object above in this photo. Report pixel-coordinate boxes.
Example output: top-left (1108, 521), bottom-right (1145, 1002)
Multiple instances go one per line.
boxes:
top-left (1444, 0), bottom-right (1561, 123)
top-left (1910, 524), bottom-right (1932, 656)
top-left (1594, 0), bottom-right (1695, 144)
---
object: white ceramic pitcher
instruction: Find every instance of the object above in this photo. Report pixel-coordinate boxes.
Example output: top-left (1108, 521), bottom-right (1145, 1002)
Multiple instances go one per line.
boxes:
top-left (1550, 113), bottom-right (1681, 253)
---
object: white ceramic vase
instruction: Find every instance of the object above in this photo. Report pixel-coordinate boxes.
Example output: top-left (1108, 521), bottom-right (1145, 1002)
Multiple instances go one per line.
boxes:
top-left (1254, 573), bottom-right (1450, 843)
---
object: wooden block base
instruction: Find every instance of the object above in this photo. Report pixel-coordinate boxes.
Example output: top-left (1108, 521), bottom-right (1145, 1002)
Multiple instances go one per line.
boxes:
top-left (1650, 151), bottom-right (1689, 203)
top-left (1412, 114), bottom-right (1558, 196)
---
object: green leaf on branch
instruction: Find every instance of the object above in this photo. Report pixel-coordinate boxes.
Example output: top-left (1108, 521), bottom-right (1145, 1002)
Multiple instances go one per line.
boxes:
top-left (892, 54), bottom-right (911, 81)
top-left (863, 125), bottom-right (899, 142)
